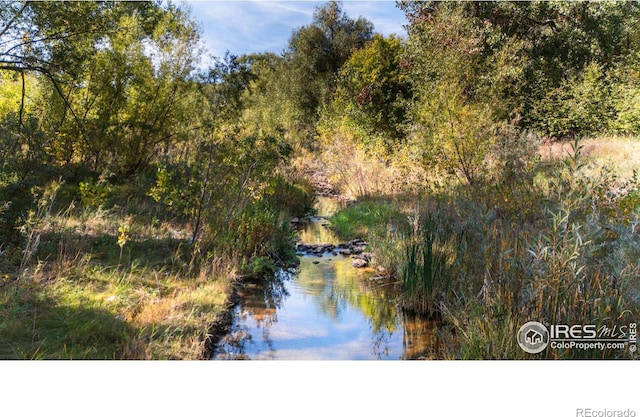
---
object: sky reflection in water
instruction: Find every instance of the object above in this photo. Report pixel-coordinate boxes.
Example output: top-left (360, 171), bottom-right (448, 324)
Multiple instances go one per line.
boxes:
top-left (213, 198), bottom-right (434, 360)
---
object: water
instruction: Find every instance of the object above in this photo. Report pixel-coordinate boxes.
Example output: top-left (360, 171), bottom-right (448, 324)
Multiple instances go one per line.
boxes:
top-left (212, 197), bottom-right (435, 360)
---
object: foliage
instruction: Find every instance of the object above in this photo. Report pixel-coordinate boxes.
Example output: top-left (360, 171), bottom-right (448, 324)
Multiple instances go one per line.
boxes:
top-left (400, 213), bottom-right (456, 318)
top-left (530, 62), bottom-right (617, 138)
top-left (399, 1), bottom-right (640, 139)
top-left (2, 1), bottom-right (202, 173)
top-left (611, 53), bottom-right (640, 135)
top-left (282, 1), bottom-right (373, 131)
top-left (78, 172), bottom-right (113, 208)
top-left (414, 141), bottom-right (638, 358)
top-left (328, 34), bottom-right (412, 151)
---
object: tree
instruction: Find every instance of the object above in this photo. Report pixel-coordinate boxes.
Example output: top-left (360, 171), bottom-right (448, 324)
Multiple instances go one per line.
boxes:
top-left (283, 1), bottom-right (373, 132)
top-left (401, 3), bottom-right (501, 185)
top-left (1, 1), bottom-right (202, 173)
top-left (399, 0), bottom-right (640, 138)
top-left (329, 34), bottom-right (412, 152)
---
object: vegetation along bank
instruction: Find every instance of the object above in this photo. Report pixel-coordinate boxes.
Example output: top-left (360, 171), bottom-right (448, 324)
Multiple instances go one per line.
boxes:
top-left (1, 1), bottom-right (639, 358)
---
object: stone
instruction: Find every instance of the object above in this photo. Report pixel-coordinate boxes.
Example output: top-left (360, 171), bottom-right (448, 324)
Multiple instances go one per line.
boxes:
top-left (360, 252), bottom-right (373, 262)
top-left (352, 258), bottom-right (368, 268)
top-left (351, 246), bottom-right (364, 255)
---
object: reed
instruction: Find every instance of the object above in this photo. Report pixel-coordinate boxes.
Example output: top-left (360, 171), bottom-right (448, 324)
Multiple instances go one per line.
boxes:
top-left (400, 213), bottom-right (456, 318)
top-left (331, 137), bottom-right (640, 358)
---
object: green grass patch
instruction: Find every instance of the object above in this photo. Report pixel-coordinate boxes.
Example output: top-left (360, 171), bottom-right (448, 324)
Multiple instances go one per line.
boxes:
top-left (330, 197), bottom-right (406, 240)
top-left (0, 254), bottom-right (230, 359)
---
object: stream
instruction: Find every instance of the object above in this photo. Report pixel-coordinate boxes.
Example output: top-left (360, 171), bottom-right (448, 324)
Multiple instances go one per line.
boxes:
top-left (211, 196), bottom-right (436, 360)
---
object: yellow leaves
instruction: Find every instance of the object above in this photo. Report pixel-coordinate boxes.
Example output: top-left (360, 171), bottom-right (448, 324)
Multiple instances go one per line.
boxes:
top-left (117, 224), bottom-right (130, 249)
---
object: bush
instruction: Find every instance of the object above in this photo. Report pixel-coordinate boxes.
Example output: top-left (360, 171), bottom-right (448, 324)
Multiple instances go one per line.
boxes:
top-left (438, 144), bottom-right (640, 359)
top-left (530, 62), bottom-right (617, 138)
top-left (263, 175), bottom-right (316, 218)
top-left (612, 86), bottom-right (640, 135)
top-left (78, 173), bottom-right (113, 209)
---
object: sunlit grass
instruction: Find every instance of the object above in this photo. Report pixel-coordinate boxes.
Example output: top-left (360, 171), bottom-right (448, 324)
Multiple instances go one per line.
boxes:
top-left (539, 135), bottom-right (640, 179)
top-left (0, 203), bottom-right (233, 359)
top-left (330, 196), bottom-right (408, 240)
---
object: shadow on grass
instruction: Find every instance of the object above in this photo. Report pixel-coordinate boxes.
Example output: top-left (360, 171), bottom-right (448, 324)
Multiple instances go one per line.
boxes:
top-left (36, 230), bottom-right (193, 275)
top-left (0, 284), bottom-right (136, 359)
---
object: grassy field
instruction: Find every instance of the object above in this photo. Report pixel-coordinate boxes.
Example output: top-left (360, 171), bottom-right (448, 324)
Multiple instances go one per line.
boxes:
top-left (539, 135), bottom-right (640, 179)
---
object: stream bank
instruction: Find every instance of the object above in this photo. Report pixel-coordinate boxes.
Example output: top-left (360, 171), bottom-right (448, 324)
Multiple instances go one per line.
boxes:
top-left (208, 196), bottom-right (436, 360)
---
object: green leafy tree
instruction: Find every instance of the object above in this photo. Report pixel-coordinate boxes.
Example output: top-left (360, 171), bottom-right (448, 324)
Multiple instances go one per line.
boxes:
top-left (1, 1), bottom-right (201, 173)
top-left (399, 0), bottom-right (640, 138)
top-left (283, 1), bottom-right (373, 133)
top-left (328, 34), bottom-right (412, 152)
top-left (401, 3), bottom-right (500, 185)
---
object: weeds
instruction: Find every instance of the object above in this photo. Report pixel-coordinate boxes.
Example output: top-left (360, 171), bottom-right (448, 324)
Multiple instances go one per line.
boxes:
top-left (18, 180), bottom-right (61, 279)
top-left (0, 176), bottom-right (235, 359)
top-left (441, 139), bottom-right (639, 358)
top-left (400, 213), bottom-right (456, 318)
top-left (333, 137), bottom-right (640, 359)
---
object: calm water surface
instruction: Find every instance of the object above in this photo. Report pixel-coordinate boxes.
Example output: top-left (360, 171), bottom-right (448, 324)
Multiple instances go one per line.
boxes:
top-left (212, 197), bottom-right (435, 360)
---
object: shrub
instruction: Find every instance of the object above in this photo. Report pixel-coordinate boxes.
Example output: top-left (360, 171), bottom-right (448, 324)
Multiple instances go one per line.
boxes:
top-left (530, 62), bottom-right (617, 138)
top-left (439, 143), bottom-right (640, 359)
top-left (78, 172), bottom-right (113, 209)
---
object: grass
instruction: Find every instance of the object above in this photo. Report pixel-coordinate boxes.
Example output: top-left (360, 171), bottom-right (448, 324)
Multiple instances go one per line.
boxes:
top-left (400, 213), bottom-right (456, 318)
top-left (0, 189), bottom-right (233, 359)
top-left (0, 158), bottom-right (317, 360)
top-left (539, 135), bottom-right (640, 179)
top-left (329, 196), bottom-right (409, 240)
top-left (0, 264), bottom-right (230, 359)
top-left (329, 135), bottom-right (640, 359)
top-left (0, 166), bottom-right (313, 359)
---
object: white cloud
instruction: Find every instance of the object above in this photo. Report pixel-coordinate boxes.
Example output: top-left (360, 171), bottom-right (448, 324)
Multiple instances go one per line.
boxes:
top-left (181, 0), bottom-right (407, 66)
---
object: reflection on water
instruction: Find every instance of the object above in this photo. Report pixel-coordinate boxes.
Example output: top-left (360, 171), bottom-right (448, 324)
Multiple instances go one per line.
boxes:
top-left (212, 197), bottom-right (436, 360)
top-left (296, 197), bottom-right (344, 245)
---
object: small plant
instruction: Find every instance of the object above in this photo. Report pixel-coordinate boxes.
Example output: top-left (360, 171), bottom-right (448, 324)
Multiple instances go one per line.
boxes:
top-left (18, 180), bottom-right (61, 279)
top-left (117, 223), bottom-right (130, 266)
top-left (247, 255), bottom-right (277, 277)
top-left (618, 170), bottom-right (640, 221)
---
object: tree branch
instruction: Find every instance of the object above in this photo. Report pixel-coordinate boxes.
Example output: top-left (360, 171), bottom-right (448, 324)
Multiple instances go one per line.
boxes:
top-left (19, 69), bottom-right (25, 130)
top-left (0, 61), bottom-right (90, 149)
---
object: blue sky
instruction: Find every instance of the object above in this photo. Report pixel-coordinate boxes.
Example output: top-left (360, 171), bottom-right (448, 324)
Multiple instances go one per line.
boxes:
top-left (181, 1), bottom-right (408, 61)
